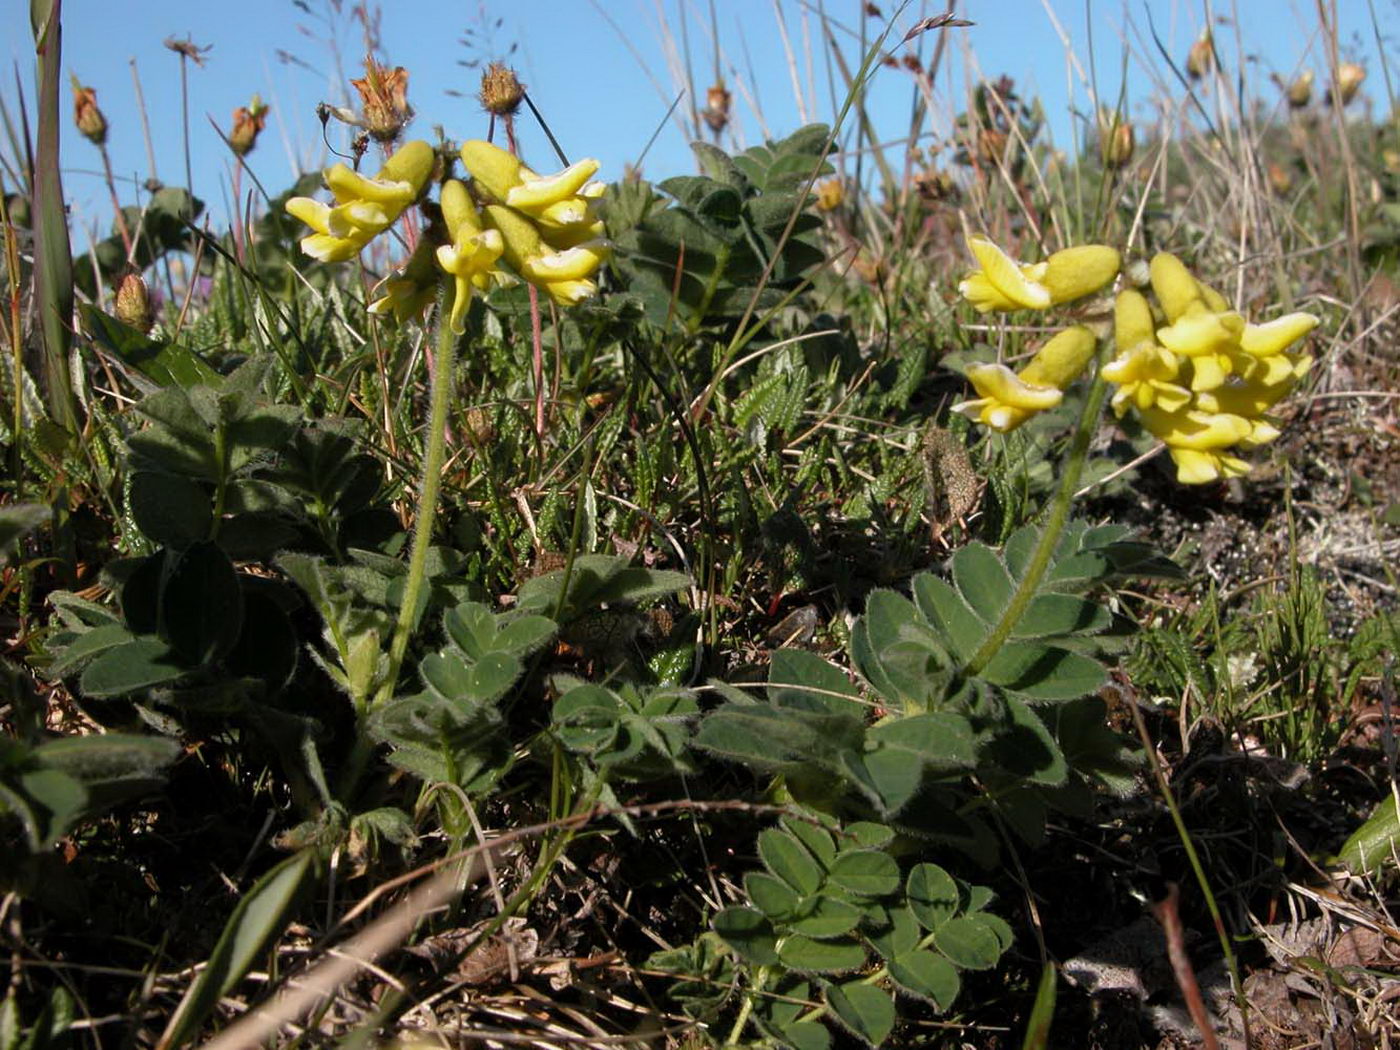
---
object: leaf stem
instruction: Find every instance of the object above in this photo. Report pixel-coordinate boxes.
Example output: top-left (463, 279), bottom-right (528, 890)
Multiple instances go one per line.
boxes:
top-left (962, 345), bottom-right (1109, 678)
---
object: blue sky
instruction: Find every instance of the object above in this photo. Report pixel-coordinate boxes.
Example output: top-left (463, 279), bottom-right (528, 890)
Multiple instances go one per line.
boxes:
top-left (13, 0), bottom-right (1398, 239)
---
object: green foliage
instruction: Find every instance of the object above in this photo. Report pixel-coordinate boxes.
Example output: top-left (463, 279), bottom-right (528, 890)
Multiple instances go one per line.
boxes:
top-left (606, 125), bottom-right (832, 328)
top-left (706, 816), bottom-right (1009, 1046)
top-left (368, 601), bottom-right (556, 791)
top-left (1338, 795), bottom-right (1400, 879)
top-left (157, 850), bottom-right (316, 1050)
top-left (551, 678), bottom-right (697, 778)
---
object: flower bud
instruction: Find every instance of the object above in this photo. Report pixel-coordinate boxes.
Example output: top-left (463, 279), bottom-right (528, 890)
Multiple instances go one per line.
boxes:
top-left (1186, 29), bottom-right (1214, 79)
top-left (1285, 70), bottom-right (1313, 108)
top-left (479, 62), bottom-right (525, 117)
top-left (1334, 62), bottom-right (1365, 105)
top-left (703, 82), bottom-right (731, 135)
top-left (1098, 110), bottom-right (1135, 169)
top-left (229, 94), bottom-right (269, 157)
top-left (71, 77), bottom-right (107, 146)
top-left (115, 272), bottom-right (154, 334)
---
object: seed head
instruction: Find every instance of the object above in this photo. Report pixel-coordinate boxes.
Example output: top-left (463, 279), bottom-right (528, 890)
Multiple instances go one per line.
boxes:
top-left (702, 82), bottom-right (731, 135)
top-left (352, 57), bottom-right (413, 142)
top-left (115, 272), bottom-right (154, 334)
top-left (479, 62), bottom-right (525, 117)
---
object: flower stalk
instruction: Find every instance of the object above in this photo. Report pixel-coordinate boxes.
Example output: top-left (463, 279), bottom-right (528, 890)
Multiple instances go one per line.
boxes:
top-left (375, 288), bottom-right (458, 707)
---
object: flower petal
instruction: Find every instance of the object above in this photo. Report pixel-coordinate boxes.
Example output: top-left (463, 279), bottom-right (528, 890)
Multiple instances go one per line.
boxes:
top-left (1019, 326), bottom-right (1097, 390)
top-left (1040, 245), bottom-right (1120, 303)
top-left (965, 235), bottom-right (1052, 309)
top-left (1149, 253), bottom-right (1205, 322)
top-left (1239, 312), bottom-right (1319, 357)
top-left (460, 139), bottom-right (524, 202)
top-left (507, 158), bottom-right (601, 211)
top-left (1113, 289), bottom-right (1157, 353)
top-left (965, 362), bottom-right (1065, 410)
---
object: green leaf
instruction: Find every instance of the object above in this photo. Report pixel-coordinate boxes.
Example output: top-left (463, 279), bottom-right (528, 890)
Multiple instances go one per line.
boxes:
top-left (778, 1021), bottom-right (832, 1050)
top-left (769, 649), bottom-right (862, 716)
top-left (866, 713), bottom-right (977, 773)
top-left (983, 697), bottom-right (1068, 786)
top-left (128, 471), bottom-right (211, 549)
top-left (759, 827), bottom-right (825, 895)
top-left (46, 623), bottom-right (137, 678)
top-left (983, 642), bottom-right (1106, 701)
top-left (782, 815), bottom-right (837, 867)
top-left (933, 915), bottom-right (1003, 970)
top-left (0, 504), bottom-right (47, 565)
top-left (912, 574), bottom-right (988, 659)
top-left (950, 543), bottom-right (1014, 623)
top-left (745, 872), bottom-right (801, 922)
top-left (788, 895), bottom-right (862, 939)
top-left (34, 734), bottom-right (179, 811)
top-left (777, 934), bottom-right (866, 974)
top-left (906, 863), bottom-right (959, 931)
top-left (159, 542), bottom-right (244, 666)
top-left (1338, 796), bottom-right (1400, 877)
top-left (888, 950), bottom-right (961, 1011)
top-left (1020, 964), bottom-right (1058, 1050)
top-left (159, 850), bottom-right (315, 1050)
top-left (713, 906), bottom-right (779, 966)
top-left (840, 746), bottom-right (922, 815)
top-left (81, 305), bottom-right (219, 388)
top-left (865, 904), bottom-right (921, 961)
top-left (80, 639), bottom-right (186, 697)
top-left (841, 822), bottom-right (894, 850)
top-left (825, 980), bottom-right (895, 1047)
top-left (3, 767), bottom-right (86, 850)
top-left (1012, 593), bottom-right (1110, 638)
top-left (826, 850), bottom-right (900, 898)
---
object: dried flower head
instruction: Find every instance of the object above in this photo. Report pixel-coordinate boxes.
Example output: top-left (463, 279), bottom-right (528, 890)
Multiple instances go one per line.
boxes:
top-left (70, 76), bottom-right (107, 146)
top-left (115, 272), bottom-right (154, 334)
top-left (1186, 28), bottom-right (1214, 79)
top-left (703, 82), bottom-right (731, 135)
top-left (229, 94), bottom-right (269, 157)
top-left (814, 177), bottom-right (844, 213)
top-left (479, 62), bottom-right (525, 117)
top-left (352, 57), bottom-right (413, 142)
top-left (1098, 109), bottom-right (1135, 169)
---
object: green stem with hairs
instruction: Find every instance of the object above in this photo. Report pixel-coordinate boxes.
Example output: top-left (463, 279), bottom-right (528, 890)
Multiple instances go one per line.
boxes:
top-left (961, 344), bottom-right (1110, 679)
top-left (375, 294), bottom-right (458, 708)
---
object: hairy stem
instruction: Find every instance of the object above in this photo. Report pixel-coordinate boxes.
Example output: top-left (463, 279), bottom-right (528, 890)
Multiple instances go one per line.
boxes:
top-left (376, 298), bottom-right (458, 707)
top-left (962, 346), bottom-right (1109, 678)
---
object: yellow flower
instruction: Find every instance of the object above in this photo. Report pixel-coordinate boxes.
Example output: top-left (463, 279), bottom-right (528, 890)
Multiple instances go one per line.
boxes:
top-left (1148, 253), bottom-right (1245, 391)
top-left (1137, 404), bottom-right (1254, 484)
top-left (368, 238), bottom-right (439, 325)
top-left (434, 180), bottom-right (506, 332)
top-left (953, 326), bottom-right (1097, 432)
top-left (1103, 290), bottom-right (1192, 414)
top-left (286, 140), bottom-right (434, 262)
top-left (958, 236), bottom-right (1120, 313)
top-left (458, 140), bottom-right (609, 303)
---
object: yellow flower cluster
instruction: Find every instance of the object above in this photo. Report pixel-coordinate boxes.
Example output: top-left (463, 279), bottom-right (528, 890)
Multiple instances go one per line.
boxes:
top-left (1105, 253), bottom-right (1316, 484)
top-left (286, 140), bottom-right (435, 263)
top-left (286, 138), bottom-right (608, 328)
top-left (953, 236), bottom-right (1319, 484)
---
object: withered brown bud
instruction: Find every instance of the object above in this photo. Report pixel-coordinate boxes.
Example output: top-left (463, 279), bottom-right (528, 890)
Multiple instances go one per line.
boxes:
top-left (479, 61), bottom-right (525, 117)
top-left (228, 95), bottom-right (269, 156)
top-left (1285, 70), bottom-right (1313, 108)
top-left (1267, 163), bottom-right (1293, 196)
top-left (115, 272), bottom-right (154, 334)
top-left (1186, 30), bottom-right (1214, 79)
top-left (703, 82), bottom-right (731, 135)
top-left (351, 57), bottom-right (412, 143)
top-left (71, 77), bottom-right (107, 146)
